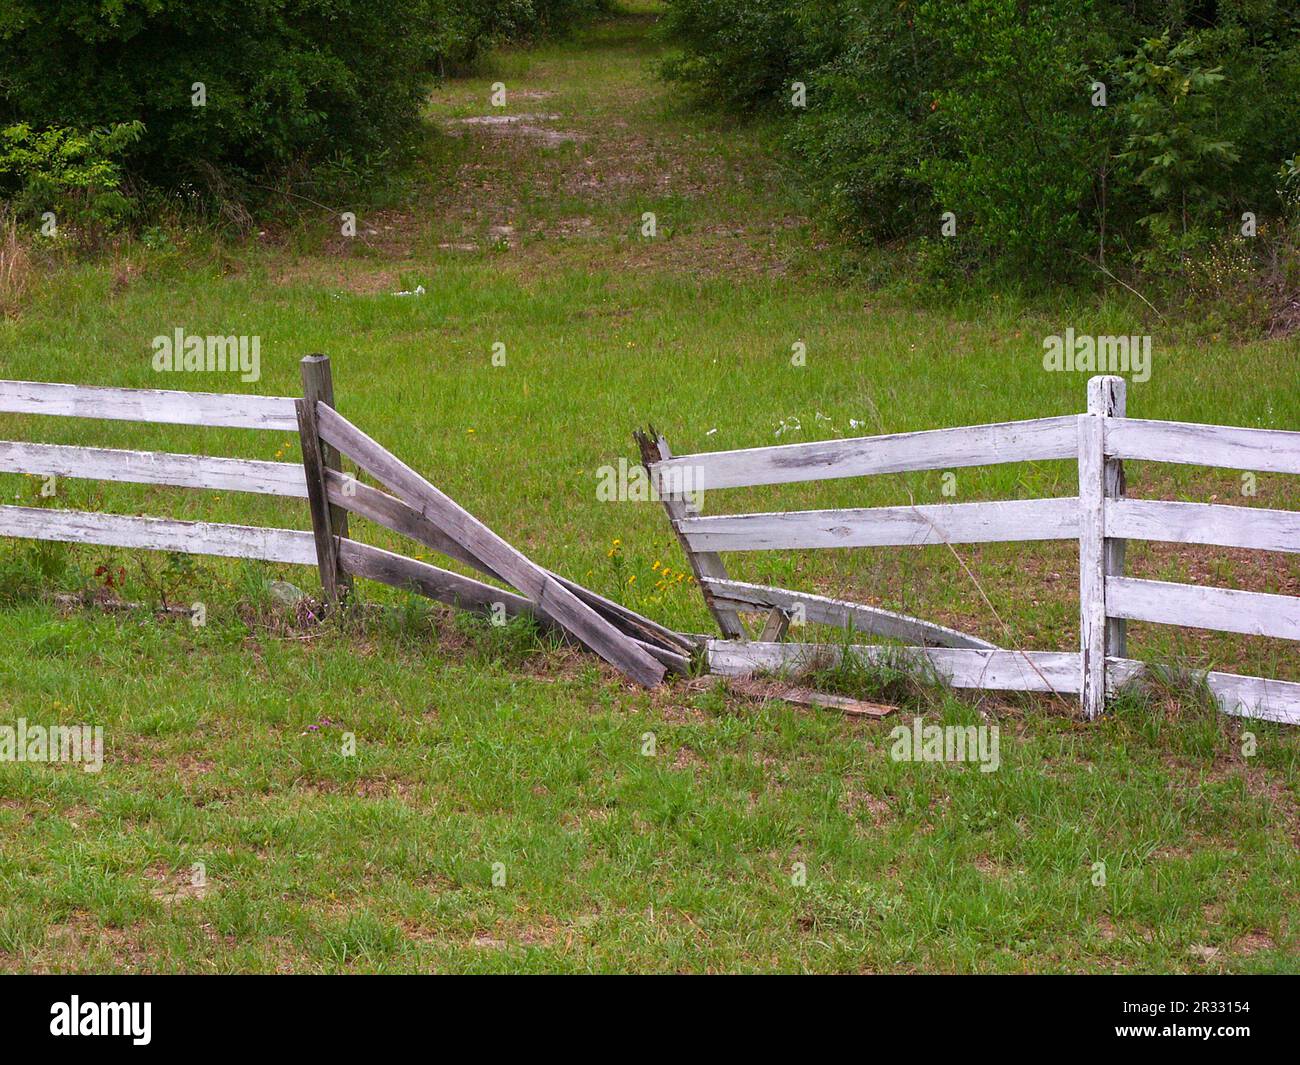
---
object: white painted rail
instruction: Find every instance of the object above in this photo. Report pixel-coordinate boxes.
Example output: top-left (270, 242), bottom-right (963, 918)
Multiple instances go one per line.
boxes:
top-left (1105, 417), bottom-right (1300, 475)
top-left (650, 415), bottom-right (1078, 491)
top-left (0, 379), bottom-right (299, 432)
top-left (0, 504), bottom-right (316, 564)
top-left (678, 497), bottom-right (1079, 552)
top-left (0, 440), bottom-right (308, 498)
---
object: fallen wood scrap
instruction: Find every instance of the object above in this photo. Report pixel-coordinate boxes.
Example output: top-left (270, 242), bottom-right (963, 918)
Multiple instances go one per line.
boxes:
top-left (691, 676), bottom-right (896, 718)
top-left (315, 406), bottom-right (670, 687)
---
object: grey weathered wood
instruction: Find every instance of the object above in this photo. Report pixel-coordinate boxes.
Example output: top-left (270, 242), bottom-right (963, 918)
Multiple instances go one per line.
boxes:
top-left (1105, 417), bottom-right (1300, 475)
top-left (707, 640), bottom-right (1082, 694)
top-left (1106, 498), bottom-right (1300, 554)
top-left (0, 379), bottom-right (298, 431)
top-left (1106, 576), bottom-right (1300, 641)
top-left (651, 415), bottom-right (1078, 491)
top-left (719, 676), bottom-right (896, 718)
top-left (339, 538), bottom-right (534, 618)
top-left (324, 468), bottom-right (696, 656)
top-left (1078, 411), bottom-right (1108, 719)
top-left (338, 539), bottom-right (689, 673)
top-left (1089, 376), bottom-right (1127, 658)
top-left (297, 356), bottom-right (351, 607)
top-left (758, 607), bottom-right (790, 643)
top-left (0, 504), bottom-right (316, 564)
top-left (677, 496), bottom-right (1080, 552)
top-left (317, 405), bottom-right (665, 686)
top-left (0, 439), bottom-right (308, 497)
top-left (635, 430), bottom-right (744, 639)
top-left (700, 577), bottom-right (997, 650)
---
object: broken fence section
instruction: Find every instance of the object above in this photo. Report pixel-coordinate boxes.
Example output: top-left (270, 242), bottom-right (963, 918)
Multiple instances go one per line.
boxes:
top-left (641, 376), bottom-right (1300, 725)
top-left (0, 358), bottom-right (688, 688)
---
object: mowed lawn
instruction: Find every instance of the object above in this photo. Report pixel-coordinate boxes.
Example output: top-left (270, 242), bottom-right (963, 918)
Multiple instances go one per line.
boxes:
top-left (0, 9), bottom-right (1297, 972)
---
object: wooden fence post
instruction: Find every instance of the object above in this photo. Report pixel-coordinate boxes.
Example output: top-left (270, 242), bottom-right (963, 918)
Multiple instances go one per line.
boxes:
top-left (297, 354), bottom-right (352, 608)
top-left (1079, 375), bottom-right (1124, 718)
top-left (634, 429), bottom-right (745, 640)
top-left (1091, 375), bottom-right (1128, 659)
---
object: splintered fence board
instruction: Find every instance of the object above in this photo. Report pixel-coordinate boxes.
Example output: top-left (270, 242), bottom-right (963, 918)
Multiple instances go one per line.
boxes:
top-left (324, 469), bottom-right (695, 657)
top-left (1104, 417), bottom-right (1300, 475)
top-left (0, 440), bottom-right (308, 498)
top-left (651, 415), bottom-right (1078, 492)
top-left (315, 404), bottom-right (665, 687)
top-left (677, 497), bottom-right (1079, 552)
top-left (700, 577), bottom-right (996, 650)
top-left (0, 504), bottom-right (316, 565)
top-left (0, 379), bottom-right (298, 432)
top-left (1106, 577), bottom-right (1300, 641)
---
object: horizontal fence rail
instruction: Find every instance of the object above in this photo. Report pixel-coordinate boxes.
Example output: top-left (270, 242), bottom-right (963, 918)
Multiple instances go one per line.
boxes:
top-left (0, 440), bottom-right (308, 498)
top-left (707, 641), bottom-right (1300, 725)
top-left (0, 504), bottom-right (316, 564)
top-left (0, 379), bottom-right (299, 432)
top-left (1105, 416), bottom-right (1300, 475)
top-left (707, 641), bottom-right (1083, 694)
top-left (1105, 498), bottom-right (1300, 554)
top-left (1106, 576), bottom-right (1300, 641)
top-left (651, 415), bottom-right (1078, 492)
top-left (677, 497), bottom-right (1079, 552)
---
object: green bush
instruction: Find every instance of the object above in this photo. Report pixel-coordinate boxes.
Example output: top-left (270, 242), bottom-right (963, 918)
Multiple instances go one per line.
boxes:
top-left (0, 0), bottom-right (607, 208)
top-left (662, 0), bottom-right (1300, 280)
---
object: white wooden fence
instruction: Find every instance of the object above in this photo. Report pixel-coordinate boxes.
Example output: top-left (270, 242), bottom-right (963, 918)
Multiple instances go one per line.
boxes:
top-left (641, 376), bottom-right (1300, 725)
top-left (0, 359), bottom-right (692, 688)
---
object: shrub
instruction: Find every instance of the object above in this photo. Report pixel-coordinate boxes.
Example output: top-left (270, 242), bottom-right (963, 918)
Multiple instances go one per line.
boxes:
top-left (0, 0), bottom-right (608, 204)
top-left (0, 121), bottom-right (144, 235)
top-left (661, 0), bottom-right (1300, 283)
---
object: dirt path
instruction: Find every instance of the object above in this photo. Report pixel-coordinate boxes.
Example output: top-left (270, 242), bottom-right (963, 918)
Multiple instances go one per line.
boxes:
top-left (333, 11), bottom-right (811, 282)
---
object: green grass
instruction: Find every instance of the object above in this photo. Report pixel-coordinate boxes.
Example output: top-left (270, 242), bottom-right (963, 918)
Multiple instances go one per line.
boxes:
top-left (0, 7), bottom-right (1297, 972)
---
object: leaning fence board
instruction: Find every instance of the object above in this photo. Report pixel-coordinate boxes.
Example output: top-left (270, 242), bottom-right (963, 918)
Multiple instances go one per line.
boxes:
top-left (338, 538), bottom-right (534, 617)
top-left (0, 504), bottom-right (315, 564)
top-left (678, 497), bottom-right (1079, 552)
top-left (707, 640), bottom-right (1081, 694)
top-left (316, 404), bottom-right (666, 687)
top-left (0, 380), bottom-right (298, 432)
top-left (325, 469), bottom-right (695, 656)
top-left (338, 540), bottom-right (689, 673)
top-left (651, 415), bottom-right (1078, 492)
top-left (0, 440), bottom-right (308, 498)
top-left (700, 577), bottom-right (996, 650)
top-left (1106, 498), bottom-right (1300, 554)
top-left (1105, 417), bottom-right (1300, 476)
top-left (1107, 576), bottom-right (1300, 641)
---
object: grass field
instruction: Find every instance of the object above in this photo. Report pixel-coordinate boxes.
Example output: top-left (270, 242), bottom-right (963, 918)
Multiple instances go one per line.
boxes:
top-left (0, 6), bottom-right (1297, 972)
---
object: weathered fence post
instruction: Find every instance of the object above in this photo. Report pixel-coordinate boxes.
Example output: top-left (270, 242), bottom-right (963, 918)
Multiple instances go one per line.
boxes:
top-left (634, 428), bottom-right (745, 639)
top-left (297, 354), bottom-right (352, 609)
top-left (1079, 375), bottom-right (1125, 718)
top-left (1092, 376), bottom-right (1128, 659)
